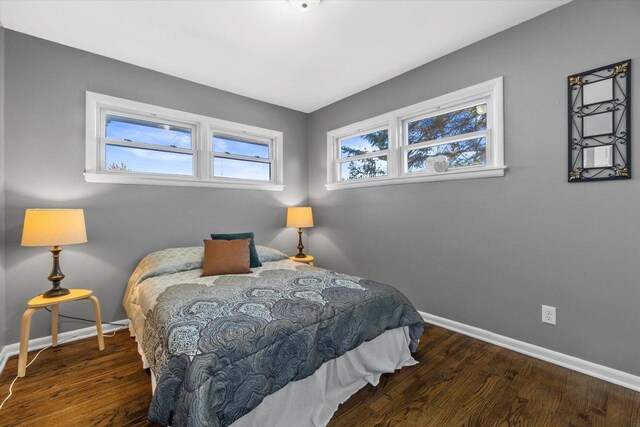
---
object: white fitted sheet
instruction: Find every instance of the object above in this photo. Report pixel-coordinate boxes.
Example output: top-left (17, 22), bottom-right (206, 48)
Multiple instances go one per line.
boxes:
top-left (232, 325), bottom-right (417, 427)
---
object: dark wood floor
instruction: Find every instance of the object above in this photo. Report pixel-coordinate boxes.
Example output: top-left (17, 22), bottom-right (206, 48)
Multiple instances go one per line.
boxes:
top-left (1, 325), bottom-right (639, 426)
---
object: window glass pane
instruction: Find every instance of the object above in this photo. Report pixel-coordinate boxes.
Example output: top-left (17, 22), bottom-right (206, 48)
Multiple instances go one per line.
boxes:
top-left (340, 155), bottom-right (387, 181)
top-left (213, 157), bottom-right (271, 181)
top-left (105, 144), bottom-right (193, 175)
top-left (105, 114), bottom-right (192, 149)
top-left (340, 129), bottom-right (388, 158)
top-left (212, 135), bottom-right (269, 159)
top-left (407, 104), bottom-right (486, 145)
top-left (407, 138), bottom-right (486, 173)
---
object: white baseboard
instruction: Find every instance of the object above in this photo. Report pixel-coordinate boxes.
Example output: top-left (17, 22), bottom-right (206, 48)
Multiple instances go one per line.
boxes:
top-left (419, 311), bottom-right (640, 392)
top-left (0, 319), bottom-right (130, 375)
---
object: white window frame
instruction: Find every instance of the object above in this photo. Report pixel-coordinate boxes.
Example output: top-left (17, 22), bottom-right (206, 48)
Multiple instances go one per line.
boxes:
top-left (85, 92), bottom-right (284, 191)
top-left (98, 109), bottom-right (199, 178)
top-left (326, 77), bottom-right (505, 190)
top-left (334, 125), bottom-right (391, 182)
top-left (211, 130), bottom-right (274, 183)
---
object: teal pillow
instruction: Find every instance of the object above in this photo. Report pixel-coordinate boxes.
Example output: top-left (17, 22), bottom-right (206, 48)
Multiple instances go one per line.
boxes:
top-left (211, 232), bottom-right (262, 268)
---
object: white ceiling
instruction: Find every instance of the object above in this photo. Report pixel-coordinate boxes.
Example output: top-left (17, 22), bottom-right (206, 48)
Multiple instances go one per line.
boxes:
top-left (0, 0), bottom-right (570, 113)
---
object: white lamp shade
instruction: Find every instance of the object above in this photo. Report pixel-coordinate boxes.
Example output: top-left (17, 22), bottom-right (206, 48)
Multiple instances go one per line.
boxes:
top-left (21, 209), bottom-right (88, 247)
top-left (286, 207), bottom-right (314, 228)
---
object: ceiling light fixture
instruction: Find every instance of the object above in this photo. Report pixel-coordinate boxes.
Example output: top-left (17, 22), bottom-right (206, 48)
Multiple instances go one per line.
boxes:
top-left (288, 0), bottom-right (323, 12)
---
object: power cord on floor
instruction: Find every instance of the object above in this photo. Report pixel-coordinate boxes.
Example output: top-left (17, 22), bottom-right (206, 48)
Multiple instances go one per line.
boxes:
top-left (0, 325), bottom-right (124, 411)
top-left (42, 307), bottom-right (129, 327)
top-left (0, 345), bottom-right (51, 411)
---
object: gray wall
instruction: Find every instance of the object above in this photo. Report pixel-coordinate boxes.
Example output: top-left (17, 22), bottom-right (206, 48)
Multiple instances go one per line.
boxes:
top-left (0, 27), bottom-right (6, 349)
top-left (2, 1), bottom-right (639, 378)
top-left (2, 30), bottom-right (308, 343)
top-left (308, 0), bottom-right (640, 375)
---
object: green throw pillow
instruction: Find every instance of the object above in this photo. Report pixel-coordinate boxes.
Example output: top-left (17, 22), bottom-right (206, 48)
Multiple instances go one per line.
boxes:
top-left (210, 232), bottom-right (262, 268)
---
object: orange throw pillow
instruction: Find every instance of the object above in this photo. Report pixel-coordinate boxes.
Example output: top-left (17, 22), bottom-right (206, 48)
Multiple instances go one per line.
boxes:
top-left (202, 239), bottom-right (252, 276)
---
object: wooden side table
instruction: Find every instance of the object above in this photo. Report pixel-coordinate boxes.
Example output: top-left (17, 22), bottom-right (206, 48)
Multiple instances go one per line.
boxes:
top-left (290, 255), bottom-right (315, 266)
top-left (18, 289), bottom-right (104, 377)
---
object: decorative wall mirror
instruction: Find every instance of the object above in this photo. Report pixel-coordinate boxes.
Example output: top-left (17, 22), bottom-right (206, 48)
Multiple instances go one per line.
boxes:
top-left (568, 59), bottom-right (631, 182)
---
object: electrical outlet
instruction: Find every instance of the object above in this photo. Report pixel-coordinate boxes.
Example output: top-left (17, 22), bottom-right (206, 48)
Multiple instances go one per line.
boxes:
top-left (542, 305), bottom-right (556, 325)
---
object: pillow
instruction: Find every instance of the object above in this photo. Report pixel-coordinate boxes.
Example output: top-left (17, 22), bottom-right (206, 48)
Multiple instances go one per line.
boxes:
top-left (125, 246), bottom-right (204, 308)
top-left (202, 239), bottom-right (252, 276)
top-left (256, 245), bottom-right (289, 262)
top-left (211, 232), bottom-right (262, 268)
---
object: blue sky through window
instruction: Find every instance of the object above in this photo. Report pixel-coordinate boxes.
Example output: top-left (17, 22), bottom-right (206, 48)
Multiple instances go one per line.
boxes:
top-left (212, 135), bottom-right (269, 158)
top-left (105, 145), bottom-right (193, 175)
top-left (106, 115), bottom-right (192, 149)
top-left (213, 157), bottom-right (270, 181)
top-left (340, 130), bottom-right (388, 158)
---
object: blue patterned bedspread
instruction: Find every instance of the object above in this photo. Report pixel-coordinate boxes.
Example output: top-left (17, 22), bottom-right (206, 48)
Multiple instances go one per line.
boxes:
top-left (134, 255), bottom-right (423, 426)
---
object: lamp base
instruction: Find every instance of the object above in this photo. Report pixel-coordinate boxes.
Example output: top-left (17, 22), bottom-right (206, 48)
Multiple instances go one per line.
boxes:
top-left (43, 286), bottom-right (70, 298)
top-left (44, 246), bottom-right (69, 298)
top-left (294, 227), bottom-right (307, 259)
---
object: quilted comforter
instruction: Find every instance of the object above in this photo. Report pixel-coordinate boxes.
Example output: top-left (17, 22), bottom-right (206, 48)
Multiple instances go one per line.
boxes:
top-left (124, 247), bottom-right (424, 427)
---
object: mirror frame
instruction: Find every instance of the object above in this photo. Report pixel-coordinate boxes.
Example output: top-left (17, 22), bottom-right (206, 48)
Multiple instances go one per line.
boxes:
top-left (568, 59), bottom-right (631, 182)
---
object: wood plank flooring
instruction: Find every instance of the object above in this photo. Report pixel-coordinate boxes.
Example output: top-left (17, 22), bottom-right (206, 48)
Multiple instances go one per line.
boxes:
top-left (1, 324), bottom-right (638, 426)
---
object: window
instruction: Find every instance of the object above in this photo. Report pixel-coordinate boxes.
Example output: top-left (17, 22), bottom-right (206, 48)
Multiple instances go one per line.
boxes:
top-left (212, 133), bottom-right (272, 182)
top-left (338, 128), bottom-right (389, 181)
top-left (404, 103), bottom-right (488, 174)
top-left (86, 92), bottom-right (284, 190)
top-left (326, 77), bottom-right (505, 190)
top-left (104, 114), bottom-right (195, 176)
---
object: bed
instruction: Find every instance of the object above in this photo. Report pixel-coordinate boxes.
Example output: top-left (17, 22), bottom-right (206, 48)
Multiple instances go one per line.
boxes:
top-left (123, 246), bottom-right (424, 427)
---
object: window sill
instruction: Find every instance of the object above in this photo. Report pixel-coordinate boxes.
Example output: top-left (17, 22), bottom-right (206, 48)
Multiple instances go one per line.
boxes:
top-left (84, 173), bottom-right (285, 191)
top-left (325, 166), bottom-right (507, 191)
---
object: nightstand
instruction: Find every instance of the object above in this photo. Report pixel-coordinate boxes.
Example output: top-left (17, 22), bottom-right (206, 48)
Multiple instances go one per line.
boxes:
top-left (290, 255), bottom-right (315, 266)
top-left (18, 289), bottom-right (104, 377)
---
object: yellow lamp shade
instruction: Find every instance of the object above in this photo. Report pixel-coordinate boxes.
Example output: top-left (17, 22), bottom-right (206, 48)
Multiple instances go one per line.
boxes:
top-left (286, 207), bottom-right (314, 228)
top-left (21, 209), bottom-right (88, 247)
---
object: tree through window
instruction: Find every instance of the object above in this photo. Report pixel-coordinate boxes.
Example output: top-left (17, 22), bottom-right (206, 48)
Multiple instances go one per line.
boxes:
top-left (326, 77), bottom-right (504, 189)
top-left (405, 104), bottom-right (487, 173)
top-left (339, 129), bottom-right (388, 180)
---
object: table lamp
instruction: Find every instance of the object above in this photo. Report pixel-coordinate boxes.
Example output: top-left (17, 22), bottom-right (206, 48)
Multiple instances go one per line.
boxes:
top-left (286, 206), bottom-right (314, 258)
top-left (21, 209), bottom-right (88, 298)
